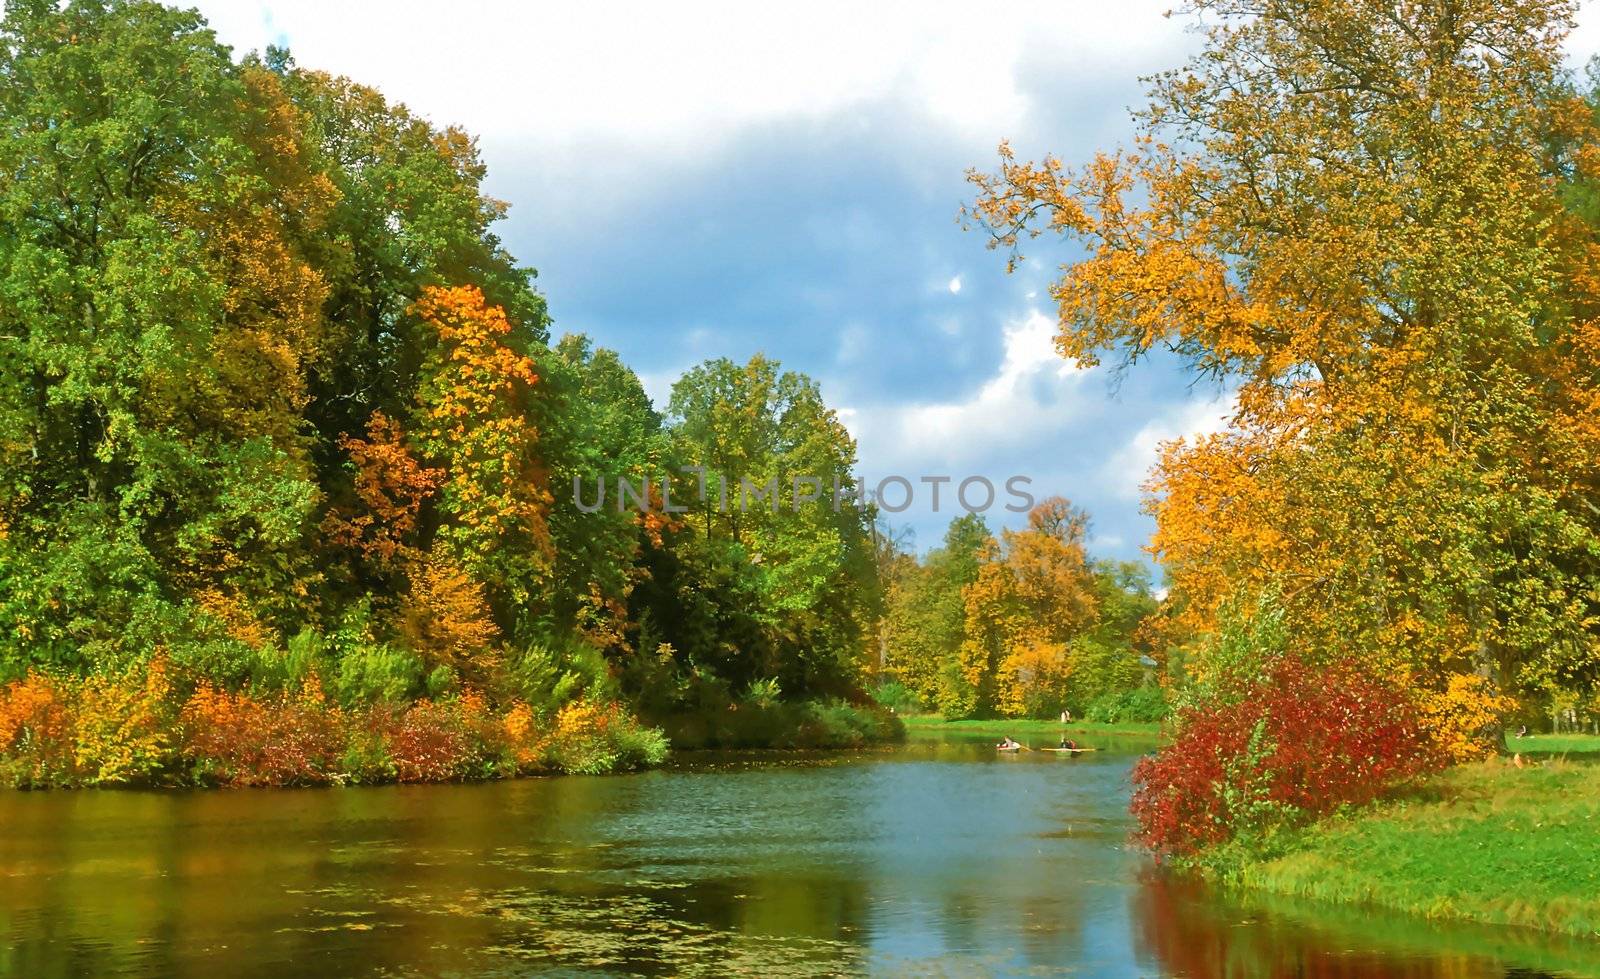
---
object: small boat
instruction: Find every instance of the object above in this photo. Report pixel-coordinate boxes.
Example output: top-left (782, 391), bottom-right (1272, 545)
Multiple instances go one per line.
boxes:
top-left (996, 745), bottom-right (1022, 752)
top-left (1041, 747), bottom-right (1097, 754)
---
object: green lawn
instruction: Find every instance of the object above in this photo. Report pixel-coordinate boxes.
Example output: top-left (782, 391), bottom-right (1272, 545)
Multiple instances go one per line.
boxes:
top-left (1505, 733), bottom-right (1600, 756)
top-left (1218, 759), bottom-right (1600, 938)
top-left (898, 715), bottom-right (1161, 739)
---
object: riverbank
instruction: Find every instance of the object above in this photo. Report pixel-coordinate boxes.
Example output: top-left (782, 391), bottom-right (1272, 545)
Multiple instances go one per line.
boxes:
top-left (1506, 732), bottom-right (1600, 756)
top-left (1197, 757), bottom-right (1600, 938)
top-left (899, 715), bottom-right (1161, 739)
top-left (652, 699), bottom-right (904, 751)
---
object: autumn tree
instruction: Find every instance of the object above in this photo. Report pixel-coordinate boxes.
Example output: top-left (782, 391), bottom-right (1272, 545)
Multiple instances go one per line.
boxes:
top-left (883, 513), bottom-right (988, 706)
top-left (412, 285), bottom-right (553, 610)
top-left (951, 499), bottom-right (1100, 718)
top-left (322, 412), bottom-right (441, 575)
top-left (969, 0), bottom-right (1600, 704)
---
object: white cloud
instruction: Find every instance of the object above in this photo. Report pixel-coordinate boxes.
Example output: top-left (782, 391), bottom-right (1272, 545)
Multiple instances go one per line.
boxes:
top-left (191, 0), bottom-right (1189, 155)
top-left (947, 275), bottom-right (962, 295)
top-left (1088, 533), bottom-right (1125, 552)
top-left (633, 369), bottom-right (679, 410)
top-left (1101, 393), bottom-right (1235, 501)
top-left (851, 308), bottom-right (1084, 471)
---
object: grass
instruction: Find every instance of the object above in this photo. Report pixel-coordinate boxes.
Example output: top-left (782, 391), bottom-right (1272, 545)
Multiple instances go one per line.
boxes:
top-left (1505, 732), bottom-right (1600, 756)
top-left (898, 715), bottom-right (1162, 739)
top-left (1208, 758), bottom-right (1600, 939)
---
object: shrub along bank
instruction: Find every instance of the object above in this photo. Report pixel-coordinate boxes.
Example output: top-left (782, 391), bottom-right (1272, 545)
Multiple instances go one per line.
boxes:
top-left (0, 658), bottom-right (668, 787)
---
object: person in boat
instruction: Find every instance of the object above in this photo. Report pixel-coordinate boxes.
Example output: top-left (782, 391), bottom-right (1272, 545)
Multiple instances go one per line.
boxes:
top-left (997, 736), bottom-right (1020, 750)
top-left (1058, 736), bottom-right (1077, 750)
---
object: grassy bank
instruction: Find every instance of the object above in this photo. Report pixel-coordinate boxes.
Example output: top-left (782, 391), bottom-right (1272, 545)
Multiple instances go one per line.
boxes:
top-left (1202, 759), bottom-right (1600, 938)
top-left (1505, 733), bottom-right (1600, 756)
top-left (655, 699), bottom-right (905, 750)
top-left (899, 715), bottom-right (1161, 739)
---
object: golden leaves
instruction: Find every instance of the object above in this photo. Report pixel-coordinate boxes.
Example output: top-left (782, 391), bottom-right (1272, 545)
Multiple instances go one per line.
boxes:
top-left (968, 0), bottom-right (1600, 698)
top-left (399, 553), bottom-right (501, 673)
top-left (412, 285), bottom-right (554, 583)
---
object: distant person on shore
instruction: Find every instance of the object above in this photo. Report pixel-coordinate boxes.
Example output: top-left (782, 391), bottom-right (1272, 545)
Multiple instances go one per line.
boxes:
top-left (1060, 709), bottom-right (1071, 724)
top-left (1515, 724), bottom-right (1528, 739)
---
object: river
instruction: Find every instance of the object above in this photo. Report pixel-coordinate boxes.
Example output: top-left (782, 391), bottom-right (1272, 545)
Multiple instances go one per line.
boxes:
top-left (0, 728), bottom-right (1594, 977)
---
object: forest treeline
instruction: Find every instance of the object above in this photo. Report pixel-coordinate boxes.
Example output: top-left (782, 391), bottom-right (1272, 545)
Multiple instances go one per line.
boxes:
top-left (877, 507), bottom-right (1164, 723)
top-left (0, 0), bottom-right (1159, 787)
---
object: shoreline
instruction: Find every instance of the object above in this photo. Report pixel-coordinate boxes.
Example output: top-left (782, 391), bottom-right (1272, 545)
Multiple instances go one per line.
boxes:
top-left (898, 715), bottom-right (1162, 739)
top-left (1185, 755), bottom-right (1600, 939)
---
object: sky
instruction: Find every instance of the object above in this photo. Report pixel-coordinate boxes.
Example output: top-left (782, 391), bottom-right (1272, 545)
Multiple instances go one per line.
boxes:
top-left (189, 1), bottom-right (1600, 566)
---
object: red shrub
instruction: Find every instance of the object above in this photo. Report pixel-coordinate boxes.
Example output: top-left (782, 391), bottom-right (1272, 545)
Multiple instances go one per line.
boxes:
top-left (1130, 656), bottom-right (1443, 855)
top-left (372, 700), bottom-right (471, 782)
top-left (181, 684), bottom-right (344, 787)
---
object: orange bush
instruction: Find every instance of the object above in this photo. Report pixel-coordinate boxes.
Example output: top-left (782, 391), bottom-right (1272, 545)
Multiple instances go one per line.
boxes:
top-left (1, 664), bottom-right (663, 787)
top-left (0, 672), bottom-right (75, 786)
top-left (501, 701), bottom-right (544, 772)
top-left (181, 682), bottom-right (344, 786)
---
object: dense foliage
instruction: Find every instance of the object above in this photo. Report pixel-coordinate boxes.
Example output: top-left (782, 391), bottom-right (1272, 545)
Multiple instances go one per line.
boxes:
top-left (970, 0), bottom-right (1600, 724)
top-left (0, 0), bottom-right (898, 784)
top-left (1129, 655), bottom-right (1442, 856)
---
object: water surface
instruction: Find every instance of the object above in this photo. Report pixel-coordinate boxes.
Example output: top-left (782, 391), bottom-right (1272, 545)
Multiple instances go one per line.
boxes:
top-left (0, 730), bottom-right (1593, 976)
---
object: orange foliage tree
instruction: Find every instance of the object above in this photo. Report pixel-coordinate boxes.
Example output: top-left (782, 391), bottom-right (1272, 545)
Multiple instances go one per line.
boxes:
top-left (968, 0), bottom-right (1600, 706)
top-left (412, 285), bottom-right (554, 604)
top-left (323, 411), bottom-right (443, 572)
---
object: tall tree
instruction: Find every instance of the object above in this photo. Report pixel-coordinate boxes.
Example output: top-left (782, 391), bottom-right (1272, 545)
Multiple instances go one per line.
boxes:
top-left (969, 0), bottom-right (1600, 700)
top-left (884, 514), bottom-right (988, 706)
top-left (666, 356), bottom-right (877, 695)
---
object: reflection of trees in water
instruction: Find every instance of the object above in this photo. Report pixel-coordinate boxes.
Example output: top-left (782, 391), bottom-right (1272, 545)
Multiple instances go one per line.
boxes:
top-left (1131, 872), bottom-right (1569, 979)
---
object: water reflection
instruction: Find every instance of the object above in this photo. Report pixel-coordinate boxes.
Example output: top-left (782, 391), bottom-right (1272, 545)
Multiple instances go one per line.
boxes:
top-left (0, 736), bottom-right (1590, 977)
top-left (1135, 873), bottom-right (1597, 979)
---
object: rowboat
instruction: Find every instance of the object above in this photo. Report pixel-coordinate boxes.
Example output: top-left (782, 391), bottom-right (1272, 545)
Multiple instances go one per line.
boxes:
top-left (1040, 747), bottom-right (1097, 754)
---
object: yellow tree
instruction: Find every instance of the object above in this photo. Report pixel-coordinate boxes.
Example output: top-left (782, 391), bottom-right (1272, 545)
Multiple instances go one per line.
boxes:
top-left (969, 0), bottom-right (1600, 701)
top-left (412, 285), bottom-right (554, 605)
top-left (957, 499), bottom-right (1099, 717)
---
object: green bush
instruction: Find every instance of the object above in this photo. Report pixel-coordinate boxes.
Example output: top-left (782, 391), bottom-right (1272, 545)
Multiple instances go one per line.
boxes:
top-left (537, 701), bottom-right (670, 774)
top-left (745, 676), bottom-right (783, 709)
top-left (1085, 686), bottom-right (1170, 724)
top-left (246, 628), bottom-right (330, 693)
top-left (338, 727), bottom-right (396, 784)
top-left (502, 638), bottom-right (615, 713)
top-left (871, 681), bottom-right (924, 714)
top-left (333, 644), bottom-right (424, 706)
top-left (609, 716), bottom-right (671, 770)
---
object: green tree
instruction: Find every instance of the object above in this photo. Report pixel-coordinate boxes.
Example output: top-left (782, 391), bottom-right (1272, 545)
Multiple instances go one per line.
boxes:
top-left (883, 514), bottom-right (988, 707)
top-left (665, 355), bottom-right (876, 696)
